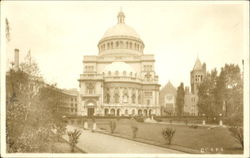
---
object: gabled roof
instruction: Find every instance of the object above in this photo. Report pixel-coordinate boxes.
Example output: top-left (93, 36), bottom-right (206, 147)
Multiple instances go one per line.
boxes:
top-left (160, 81), bottom-right (176, 95)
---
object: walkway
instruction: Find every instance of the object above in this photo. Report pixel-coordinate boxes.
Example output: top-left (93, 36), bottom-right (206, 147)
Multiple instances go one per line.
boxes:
top-left (63, 125), bottom-right (184, 154)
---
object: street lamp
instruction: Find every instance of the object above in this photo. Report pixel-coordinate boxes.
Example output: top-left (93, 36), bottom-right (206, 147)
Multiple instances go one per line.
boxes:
top-left (202, 113), bottom-right (206, 125)
top-left (219, 113), bottom-right (223, 126)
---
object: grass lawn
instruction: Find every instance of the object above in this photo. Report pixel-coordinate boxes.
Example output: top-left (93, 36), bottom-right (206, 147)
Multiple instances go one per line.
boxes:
top-left (90, 118), bottom-right (243, 154)
top-left (51, 141), bottom-right (83, 153)
top-left (49, 133), bottom-right (85, 153)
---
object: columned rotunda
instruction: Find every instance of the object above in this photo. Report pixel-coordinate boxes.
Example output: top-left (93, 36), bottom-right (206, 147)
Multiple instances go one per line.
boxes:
top-left (78, 11), bottom-right (160, 117)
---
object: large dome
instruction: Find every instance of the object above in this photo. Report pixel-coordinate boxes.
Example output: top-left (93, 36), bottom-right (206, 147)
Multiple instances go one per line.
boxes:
top-left (98, 10), bottom-right (144, 56)
top-left (102, 23), bottom-right (140, 39)
top-left (103, 61), bottom-right (135, 75)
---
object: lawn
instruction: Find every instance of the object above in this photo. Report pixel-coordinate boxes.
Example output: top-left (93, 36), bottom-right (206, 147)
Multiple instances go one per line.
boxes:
top-left (87, 118), bottom-right (243, 154)
top-left (49, 132), bottom-right (85, 153)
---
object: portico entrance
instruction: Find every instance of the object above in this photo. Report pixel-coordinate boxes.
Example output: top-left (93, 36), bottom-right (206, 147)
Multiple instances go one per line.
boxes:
top-left (87, 108), bottom-right (95, 116)
top-left (85, 99), bottom-right (97, 117)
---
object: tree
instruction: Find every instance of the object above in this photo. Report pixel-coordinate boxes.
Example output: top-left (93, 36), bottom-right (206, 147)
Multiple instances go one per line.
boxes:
top-left (197, 64), bottom-right (243, 126)
top-left (217, 64), bottom-right (243, 125)
top-left (6, 67), bottom-right (51, 152)
top-left (176, 83), bottom-right (185, 116)
top-left (197, 69), bottom-right (218, 117)
top-left (6, 53), bottom-right (64, 152)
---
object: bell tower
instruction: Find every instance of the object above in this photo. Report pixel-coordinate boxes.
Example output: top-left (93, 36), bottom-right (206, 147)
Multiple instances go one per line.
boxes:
top-left (190, 57), bottom-right (206, 94)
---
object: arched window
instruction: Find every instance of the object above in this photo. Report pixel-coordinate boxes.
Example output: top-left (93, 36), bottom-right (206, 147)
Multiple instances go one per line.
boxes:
top-left (132, 109), bottom-right (135, 115)
top-left (107, 43), bottom-right (110, 49)
top-left (123, 88), bottom-right (128, 103)
top-left (123, 94), bottom-right (128, 103)
top-left (86, 82), bottom-right (95, 94)
top-left (126, 41), bottom-right (128, 48)
top-left (111, 109), bottom-right (115, 115)
top-left (104, 109), bottom-right (109, 116)
top-left (134, 43), bottom-right (136, 49)
top-left (138, 93), bottom-right (141, 104)
top-left (111, 42), bottom-right (113, 48)
top-left (129, 42), bottom-right (132, 49)
top-left (114, 93), bottom-right (119, 103)
top-left (123, 71), bottom-right (126, 76)
top-left (106, 93), bottom-right (110, 104)
top-left (132, 94), bottom-right (136, 104)
top-left (116, 41), bottom-right (119, 48)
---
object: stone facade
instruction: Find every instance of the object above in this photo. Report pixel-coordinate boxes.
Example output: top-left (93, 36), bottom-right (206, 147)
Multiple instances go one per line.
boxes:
top-left (160, 58), bottom-right (206, 116)
top-left (184, 58), bottom-right (206, 115)
top-left (159, 81), bottom-right (177, 116)
top-left (78, 11), bottom-right (160, 117)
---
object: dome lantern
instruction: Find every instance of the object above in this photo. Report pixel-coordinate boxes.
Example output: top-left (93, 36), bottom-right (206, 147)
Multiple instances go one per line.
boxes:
top-left (117, 10), bottom-right (125, 24)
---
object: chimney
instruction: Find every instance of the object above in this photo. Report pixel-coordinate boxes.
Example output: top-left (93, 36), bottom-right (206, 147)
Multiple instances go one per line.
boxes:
top-left (185, 86), bottom-right (189, 94)
top-left (14, 48), bottom-right (19, 71)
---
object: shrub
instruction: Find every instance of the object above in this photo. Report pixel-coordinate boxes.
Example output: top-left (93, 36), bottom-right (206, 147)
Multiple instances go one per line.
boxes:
top-left (109, 120), bottom-right (117, 134)
top-left (131, 126), bottom-right (138, 139)
top-left (55, 123), bottom-right (66, 142)
top-left (162, 127), bottom-right (176, 145)
top-left (228, 126), bottom-right (244, 149)
top-left (134, 116), bottom-right (144, 122)
top-left (154, 118), bottom-right (162, 122)
top-left (189, 125), bottom-right (198, 129)
top-left (67, 129), bottom-right (81, 152)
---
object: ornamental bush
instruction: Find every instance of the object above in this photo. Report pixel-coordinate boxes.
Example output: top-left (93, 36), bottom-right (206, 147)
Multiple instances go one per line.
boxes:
top-left (67, 129), bottom-right (81, 152)
top-left (131, 125), bottom-right (138, 139)
top-left (162, 127), bottom-right (176, 145)
top-left (134, 116), bottom-right (144, 122)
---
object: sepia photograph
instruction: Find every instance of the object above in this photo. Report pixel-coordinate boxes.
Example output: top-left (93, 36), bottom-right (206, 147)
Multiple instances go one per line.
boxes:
top-left (0, 0), bottom-right (249, 157)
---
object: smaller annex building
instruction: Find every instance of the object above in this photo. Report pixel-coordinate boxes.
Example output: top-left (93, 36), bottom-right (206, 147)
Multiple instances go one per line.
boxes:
top-left (160, 57), bottom-right (206, 116)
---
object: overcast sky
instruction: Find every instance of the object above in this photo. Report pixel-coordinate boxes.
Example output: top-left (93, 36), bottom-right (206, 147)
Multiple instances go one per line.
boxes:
top-left (2, 1), bottom-right (248, 90)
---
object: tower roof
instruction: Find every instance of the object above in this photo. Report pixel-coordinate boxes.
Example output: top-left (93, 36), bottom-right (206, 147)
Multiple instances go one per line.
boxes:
top-left (193, 57), bottom-right (203, 70)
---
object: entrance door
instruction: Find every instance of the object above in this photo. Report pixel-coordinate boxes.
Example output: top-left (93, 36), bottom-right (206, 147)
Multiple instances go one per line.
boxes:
top-left (87, 108), bottom-right (95, 117)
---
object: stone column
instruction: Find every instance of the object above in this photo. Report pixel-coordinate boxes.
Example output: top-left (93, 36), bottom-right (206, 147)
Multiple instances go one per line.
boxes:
top-left (135, 89), bottom-right (138, 104)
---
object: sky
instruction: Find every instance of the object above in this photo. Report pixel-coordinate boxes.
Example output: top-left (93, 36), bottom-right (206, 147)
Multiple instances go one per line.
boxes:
top-left (2, 1), bottom-right (248, 90)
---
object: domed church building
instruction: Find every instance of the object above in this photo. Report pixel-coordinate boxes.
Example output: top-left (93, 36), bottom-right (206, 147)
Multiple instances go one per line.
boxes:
top-left (78, 11), bottom-right (160, 117)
